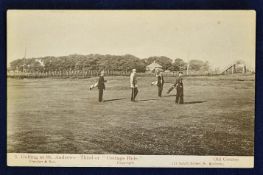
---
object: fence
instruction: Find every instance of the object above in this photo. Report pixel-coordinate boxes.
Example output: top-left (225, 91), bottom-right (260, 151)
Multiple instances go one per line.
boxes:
top-left (7, 70), bottom-right (132, 79)
top-left (7, 70), bottom-right (221, 79)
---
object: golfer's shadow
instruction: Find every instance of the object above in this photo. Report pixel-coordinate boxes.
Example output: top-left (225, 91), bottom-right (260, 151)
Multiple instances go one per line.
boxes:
top-left (164, 94), bottom-right (176, 97)
top-left (184, 101), bottom-right (206, 104)
top-left (163, 95), bottom-right (206, 104)
top-left (104, 98), bottom-right (126, 102)
top-left (138, 98), bottom-right (158, 102)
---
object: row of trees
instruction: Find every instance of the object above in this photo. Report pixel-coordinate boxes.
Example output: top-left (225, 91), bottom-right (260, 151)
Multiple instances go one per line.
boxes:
top-left (9, 54), bottom-right (210, 73)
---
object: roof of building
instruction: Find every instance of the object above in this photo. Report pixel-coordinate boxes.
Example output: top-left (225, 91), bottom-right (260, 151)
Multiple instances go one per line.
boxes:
top-left (146, 61), bottom-right (162, 68)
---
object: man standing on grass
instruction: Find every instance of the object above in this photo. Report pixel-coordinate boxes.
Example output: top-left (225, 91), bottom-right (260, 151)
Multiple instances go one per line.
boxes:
top-left (156, 70), bottom-right (165, 97)
top-left (130, 69), bottom-right (138, 102)
top-left (98, 70), bottom-right (106, 102)
top-left (175, 72), bottom-right (184, 104)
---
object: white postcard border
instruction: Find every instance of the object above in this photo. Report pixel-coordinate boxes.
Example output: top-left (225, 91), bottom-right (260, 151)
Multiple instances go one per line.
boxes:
top-left (7, 153), bottom-right (254, 168)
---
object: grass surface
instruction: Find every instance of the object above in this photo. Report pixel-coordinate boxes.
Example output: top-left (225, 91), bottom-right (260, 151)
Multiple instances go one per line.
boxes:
top-left (7, 75), bottom-right (255, 155)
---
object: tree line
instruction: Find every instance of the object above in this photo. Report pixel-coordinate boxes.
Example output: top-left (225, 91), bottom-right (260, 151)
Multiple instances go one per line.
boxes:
top-left (9, 54), bottom-right (210, 73)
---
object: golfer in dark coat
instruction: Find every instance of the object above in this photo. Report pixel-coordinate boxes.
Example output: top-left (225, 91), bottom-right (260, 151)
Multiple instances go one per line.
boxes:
top-left (156, 71), bottom-right (165, 97)
top-left (175, 72), bottom-right (184, 104)
top-left (98, 71), bottom-right (106, 102)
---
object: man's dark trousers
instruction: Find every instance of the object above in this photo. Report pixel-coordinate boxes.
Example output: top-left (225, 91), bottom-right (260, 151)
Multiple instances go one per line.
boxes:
top-left (131, 87), bottom-right (138, 101)
top-left (175, 87), bottom-right (184, 104)
top-left (99, 88), bottom-right (104, 102)
top-left (158, 86), bottom-right (163, 97)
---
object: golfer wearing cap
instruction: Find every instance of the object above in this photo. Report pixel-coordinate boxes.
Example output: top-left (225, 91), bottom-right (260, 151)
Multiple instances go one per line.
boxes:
top-left (97, 70), bottom-right (106, 102)
top-left (130, 69), bottom-right (138, 102)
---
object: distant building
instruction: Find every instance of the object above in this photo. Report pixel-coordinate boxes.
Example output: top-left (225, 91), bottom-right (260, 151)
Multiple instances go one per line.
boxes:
top-left (146, 61), bottom-right (163, 72)
top-left (36, 59), bottom-right (45, 67)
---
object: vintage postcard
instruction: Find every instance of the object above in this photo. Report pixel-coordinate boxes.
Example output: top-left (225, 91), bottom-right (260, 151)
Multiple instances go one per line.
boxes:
top-left (7, 10), bottom-right (255, 167)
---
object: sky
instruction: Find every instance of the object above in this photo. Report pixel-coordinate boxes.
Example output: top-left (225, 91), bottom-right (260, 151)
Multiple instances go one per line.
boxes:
top-left (7, 10), bottom-right (255, 70)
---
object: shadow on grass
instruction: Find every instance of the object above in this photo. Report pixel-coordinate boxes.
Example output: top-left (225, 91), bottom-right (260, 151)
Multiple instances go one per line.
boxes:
top-left (138, 99), bottom-right (158, 102)
top-left (104, 98), bottom-right (126, 102)
top-left (184, 101), bottom-right (206, 104)
top-left (164, 94), bottom-right (176, 97)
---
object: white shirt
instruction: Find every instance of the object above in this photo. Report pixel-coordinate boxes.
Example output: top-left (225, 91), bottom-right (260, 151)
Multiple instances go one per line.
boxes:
top-left (130, 73), bottom-right (137, 88)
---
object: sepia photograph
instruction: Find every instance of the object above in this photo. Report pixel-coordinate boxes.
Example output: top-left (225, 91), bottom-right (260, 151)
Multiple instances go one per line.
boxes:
top-left (7, 10), bottom-right (255, 167)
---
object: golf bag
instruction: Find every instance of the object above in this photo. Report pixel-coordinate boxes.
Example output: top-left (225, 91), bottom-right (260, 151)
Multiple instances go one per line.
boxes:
top-left (89, 82), bottom-right (98, 90)
top-left (167, 84), bottom-right (175, 94)
top-left (151, 81), bottom-right (158, 86)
